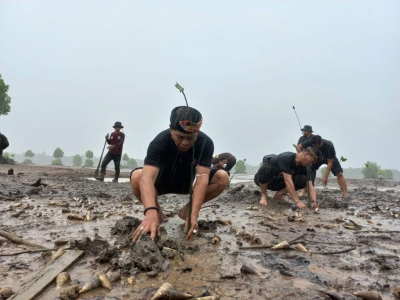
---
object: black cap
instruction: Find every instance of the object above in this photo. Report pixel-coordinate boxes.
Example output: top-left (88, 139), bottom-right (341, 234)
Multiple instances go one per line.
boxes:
top-left (113, 121), bottom-right (123, 128)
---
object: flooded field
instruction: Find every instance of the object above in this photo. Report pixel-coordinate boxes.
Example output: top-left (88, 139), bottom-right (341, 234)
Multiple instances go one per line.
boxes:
top-left (1, 165), bottom-right (400, 299)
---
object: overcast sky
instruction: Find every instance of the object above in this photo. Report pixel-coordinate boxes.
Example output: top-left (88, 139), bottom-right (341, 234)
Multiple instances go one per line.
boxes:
top-left (1, 1), bottom-right (399, 169)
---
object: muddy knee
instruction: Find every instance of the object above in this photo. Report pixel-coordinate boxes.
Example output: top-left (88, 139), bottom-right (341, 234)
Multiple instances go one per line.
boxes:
top-left (215, 170), bottom-right (229, 188)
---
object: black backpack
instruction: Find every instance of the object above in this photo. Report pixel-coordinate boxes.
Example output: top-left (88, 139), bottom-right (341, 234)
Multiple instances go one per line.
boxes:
top-left (0, 133), bottom-right (9, 149)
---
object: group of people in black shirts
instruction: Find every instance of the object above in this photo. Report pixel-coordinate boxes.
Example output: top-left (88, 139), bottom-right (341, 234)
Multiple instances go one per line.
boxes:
top-left (130, 105), bottom-right (349, 242)
top-left (254, 124), bottom-right (349, 210)
top-left (2, 105), bottom-right (349, 242)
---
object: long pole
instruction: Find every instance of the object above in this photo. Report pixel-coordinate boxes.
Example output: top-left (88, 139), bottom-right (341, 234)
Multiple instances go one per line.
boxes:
top-left (94, 139), bottom-right (107, 178)
top-left (292, 106), bottom-right (302, 132)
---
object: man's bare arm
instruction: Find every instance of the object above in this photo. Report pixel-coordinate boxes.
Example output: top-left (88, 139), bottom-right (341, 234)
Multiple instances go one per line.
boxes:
top-left (132, 166), bottom-right (160, 241)
top-left (185, 166), bottom-right (210, 240)
top-left (307, 180), bottom-right (317, 201)
top-left (283, 172), bottom-right (307, 209)
top-left (296, 144), bottom-right (304, 152)
top-left (139, 166), bottom-right (159, 207)
top-left (192, 166), bottom-right (210, 214)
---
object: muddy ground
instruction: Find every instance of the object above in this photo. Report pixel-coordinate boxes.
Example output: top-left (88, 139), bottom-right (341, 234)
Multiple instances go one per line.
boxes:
top-left (1, 165), bottom-right (400, 300)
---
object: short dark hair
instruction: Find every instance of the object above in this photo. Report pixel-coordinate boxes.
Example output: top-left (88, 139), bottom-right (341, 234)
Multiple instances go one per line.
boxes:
top-left (311, 135), bottom-right (322, 145)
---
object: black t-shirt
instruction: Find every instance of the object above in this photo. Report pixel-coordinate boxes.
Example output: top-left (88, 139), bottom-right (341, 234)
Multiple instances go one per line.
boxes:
top-left (263, 152), bottom-right (306, 176)
top-left (0, 134), bottom-right (9, 149)
top-left (301, 138), bottom-right (336, 162)
top-left (297, 134), bottom-right (313, 145)
top-left (144, 129), bottom-right (214, 188)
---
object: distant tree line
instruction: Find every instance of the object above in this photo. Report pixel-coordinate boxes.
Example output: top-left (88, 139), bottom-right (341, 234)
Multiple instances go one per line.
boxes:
top-left (362, 161), bottom-right (393, 180)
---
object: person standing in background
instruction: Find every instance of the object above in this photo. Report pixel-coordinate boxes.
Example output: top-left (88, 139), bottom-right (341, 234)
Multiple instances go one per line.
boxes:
top-left (96, 122), bottom-right (125, 182)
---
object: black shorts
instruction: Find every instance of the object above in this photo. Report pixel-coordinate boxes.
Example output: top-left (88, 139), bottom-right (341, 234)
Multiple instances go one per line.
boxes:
top-left (131, 167), bottom-right (219, 195)
top-left (311, 157), bottom-right (343, 176)
top-left (254, 172), bottom-right (307, 191)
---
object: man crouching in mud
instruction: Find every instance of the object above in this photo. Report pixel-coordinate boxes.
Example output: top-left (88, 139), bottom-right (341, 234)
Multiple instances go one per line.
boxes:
top-left (130, 106), bottom-right (229, 242)
top-left (254, 147), bottom-right (321, 210)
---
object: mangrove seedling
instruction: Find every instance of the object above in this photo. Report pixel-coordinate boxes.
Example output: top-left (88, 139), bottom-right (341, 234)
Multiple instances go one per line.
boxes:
top-left (365, 162), bottom-right (377, 192)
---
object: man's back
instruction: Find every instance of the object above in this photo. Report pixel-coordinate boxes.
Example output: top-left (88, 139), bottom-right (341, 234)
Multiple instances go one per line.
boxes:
top-left (297, 134), bottom-right (313, 145)
top-left (0, 133), bottom-right (9, 148)
top-left (263, 152), bottom-right (305, 176)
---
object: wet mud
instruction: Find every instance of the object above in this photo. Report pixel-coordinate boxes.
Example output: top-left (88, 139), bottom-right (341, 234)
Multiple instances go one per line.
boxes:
top-left (1, 165), bottom-right (400, 299)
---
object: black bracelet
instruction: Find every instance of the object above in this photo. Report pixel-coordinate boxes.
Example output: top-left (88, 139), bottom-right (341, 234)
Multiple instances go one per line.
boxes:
top-left (144, 206), bottom-right (159, 215)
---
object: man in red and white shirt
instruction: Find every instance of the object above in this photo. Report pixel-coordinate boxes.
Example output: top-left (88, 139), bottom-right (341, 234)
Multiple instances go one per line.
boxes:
top-left (96, 121), bottom-right (125, 182)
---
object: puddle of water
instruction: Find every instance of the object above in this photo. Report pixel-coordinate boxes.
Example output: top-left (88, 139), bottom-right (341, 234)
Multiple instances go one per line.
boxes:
top-left (86, 177), bottom-right (130, 183)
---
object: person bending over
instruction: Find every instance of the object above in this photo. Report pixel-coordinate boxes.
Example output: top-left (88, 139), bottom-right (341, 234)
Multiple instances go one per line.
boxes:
top-left (211, 152), bottom-right (236, 176)
top-left (297, 135), bottom-right (348, 199)
top-left (130, 106), bottom-right (229, 242)
top-left (254, 147), bottom-right (321, 209)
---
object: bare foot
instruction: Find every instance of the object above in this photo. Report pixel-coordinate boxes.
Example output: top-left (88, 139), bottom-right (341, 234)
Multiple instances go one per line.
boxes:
top-left (259, 196), bottom-right (268, 206)
top-left (311, 201), bottom-right (319, 210)
top-left (273, 194), bottom-right (284, 201)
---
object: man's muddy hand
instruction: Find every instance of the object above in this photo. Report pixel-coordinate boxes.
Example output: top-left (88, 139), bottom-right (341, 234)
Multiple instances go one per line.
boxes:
top-left (295, 200), bottom-right (308, 210)
top-left (132, 210), bottom-right (160, 242)
top-left (322, 177), bottom-right (328, 186)
top-left (185, 216), bottom-right (199, 240)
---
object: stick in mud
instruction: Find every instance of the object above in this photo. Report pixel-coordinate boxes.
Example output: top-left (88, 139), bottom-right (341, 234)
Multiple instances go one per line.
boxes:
top-left (310, 246), bottom-right (356, 255)
top-left (239, 233), bottom-right (308, 250)
top-left (94, 139), bottom-right (107, 178)
top-left (0, 229), bottom-right (48, 249)
top-left (0, 248), bottom-right (57, 257)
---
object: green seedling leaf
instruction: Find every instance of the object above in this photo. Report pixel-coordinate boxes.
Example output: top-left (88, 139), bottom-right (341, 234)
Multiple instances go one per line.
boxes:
top-left (293, 106), bottom-right (295, 109)
top-left (365, 163), bottom-right (369, 167)
top-left (292, 143), bottom-right (297, 149)
top-left (340, 156), bottom-right (347, 162)
top-left (175, 82), bottom-right (184, 93)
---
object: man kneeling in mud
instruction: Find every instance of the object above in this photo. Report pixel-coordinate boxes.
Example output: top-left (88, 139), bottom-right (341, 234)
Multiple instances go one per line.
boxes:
top-left (130, 106), bottom-right (229, 242)
top-left (254, 147), bottom-right (321, 209)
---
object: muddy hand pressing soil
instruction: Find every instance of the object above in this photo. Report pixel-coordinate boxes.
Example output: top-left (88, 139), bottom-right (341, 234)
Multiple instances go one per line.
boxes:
top-left (1, 165), bottom-right (400, 299)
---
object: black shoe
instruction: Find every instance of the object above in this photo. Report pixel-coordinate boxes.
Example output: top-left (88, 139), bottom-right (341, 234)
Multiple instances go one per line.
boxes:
top-left (95, 174), bottom-right (105, 182)
top-left (112, 178), bottom-right (118, 183)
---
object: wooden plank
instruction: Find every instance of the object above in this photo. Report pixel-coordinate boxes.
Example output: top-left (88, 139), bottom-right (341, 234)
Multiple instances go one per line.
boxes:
top-left (9, 250), bottom-right (85, 300)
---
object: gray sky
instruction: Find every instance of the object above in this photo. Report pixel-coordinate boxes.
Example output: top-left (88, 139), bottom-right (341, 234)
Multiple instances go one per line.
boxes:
top-left (1, 1), bottom-right (399, 169)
